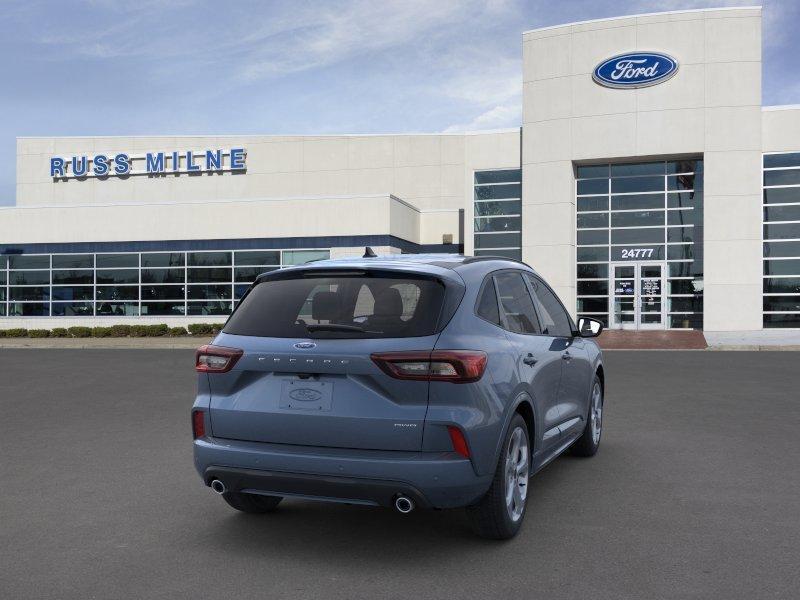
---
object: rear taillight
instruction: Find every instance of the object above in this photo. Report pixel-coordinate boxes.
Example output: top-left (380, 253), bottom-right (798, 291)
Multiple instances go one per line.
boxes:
top-left (195, 345), bottom-right (243, 373)
top-left (192, 410), bottom-right (206, 439)
top-left (447, 425), bottom-right (470, 458)
top-left (370, 350), bottom-right (487, 383)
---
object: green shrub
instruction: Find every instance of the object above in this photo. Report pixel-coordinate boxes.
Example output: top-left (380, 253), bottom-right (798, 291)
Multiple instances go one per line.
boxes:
top-left (188, 323), bottom-right (224, 335)
top-left (68, 326), bottom-right (92, 338)
top-left (168, 326), bottom-right (188, 337)
top-left (28, 329), bottom-right (51, 338)
top-left (129, 325), bottom-right (149, 337)
top-left (51, 328), bottom-right (69, 338)
top-left (4, 328), bottom-right (28, 338)
top-left (0, 329), bottom-right (5, 338)
top-left (109, 324), bottom-right (132, 337)
top-left (91, 327), bottom-right (113, 338)
top-left (188, 323), bottom-right (212, 335)
top-left (146, 324), bottom-right (169, 337)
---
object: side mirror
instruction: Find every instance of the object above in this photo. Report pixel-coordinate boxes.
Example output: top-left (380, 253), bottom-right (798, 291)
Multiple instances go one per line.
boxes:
top-left (577, 317), bottom-right (604, 338)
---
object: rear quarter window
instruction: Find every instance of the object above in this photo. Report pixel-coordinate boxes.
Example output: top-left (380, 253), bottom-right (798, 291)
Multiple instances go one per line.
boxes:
top-left (476, 277), bottom-right (501, 326)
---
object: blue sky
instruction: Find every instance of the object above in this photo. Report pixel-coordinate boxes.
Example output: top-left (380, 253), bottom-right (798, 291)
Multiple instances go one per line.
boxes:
top-left (2, 0), bottom-right (798, 206)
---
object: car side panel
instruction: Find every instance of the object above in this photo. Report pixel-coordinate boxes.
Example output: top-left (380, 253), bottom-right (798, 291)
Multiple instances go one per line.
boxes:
top-left (556, 337), bottom-right (595, 433)
top-left (427, 305), bottom-right (517, 478)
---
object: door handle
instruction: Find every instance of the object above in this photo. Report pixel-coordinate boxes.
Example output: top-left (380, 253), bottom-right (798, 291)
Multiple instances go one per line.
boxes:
top-left (522, 353), bottom-right (538, 366)
top-left (561, 351), bottom-right (572, 361)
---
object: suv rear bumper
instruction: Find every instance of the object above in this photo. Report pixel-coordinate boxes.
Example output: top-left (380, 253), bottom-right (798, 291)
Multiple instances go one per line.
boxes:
top-left (194, 437), bottom-right (491, 509)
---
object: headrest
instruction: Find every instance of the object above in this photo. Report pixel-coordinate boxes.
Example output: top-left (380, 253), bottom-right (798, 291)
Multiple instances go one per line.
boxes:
top-left (311, 291), bottom-right (341, 321)
top-left (372, 288), bottom-right (403, 318)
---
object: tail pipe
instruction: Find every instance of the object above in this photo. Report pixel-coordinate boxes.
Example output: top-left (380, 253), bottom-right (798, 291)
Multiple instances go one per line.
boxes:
top-left (210, 479), bottom-right (227, 495)
top-left (394, 495), bottom-right (415, 514)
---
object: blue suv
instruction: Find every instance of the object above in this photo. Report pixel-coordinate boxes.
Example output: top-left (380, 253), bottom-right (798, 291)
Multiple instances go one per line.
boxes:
top-left (192, 253), bottom-right (604, 539)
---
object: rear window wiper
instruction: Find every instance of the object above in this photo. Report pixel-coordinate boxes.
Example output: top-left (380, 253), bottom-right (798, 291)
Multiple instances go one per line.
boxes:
top-left (304, 323), bottom-right (380, 334)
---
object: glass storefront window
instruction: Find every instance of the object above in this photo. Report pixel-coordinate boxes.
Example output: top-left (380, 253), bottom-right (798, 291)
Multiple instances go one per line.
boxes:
top-left (576, 159), bottom-right (704, 330)
top-left (9, 255), bottom-right (49, 269)
top-left (141, 253), bottom-right (185, 267)
top-left (234, 250), bottom-right (280, 266)
top-left (0, 247), bottom-right (331, 318)
top-left (52, 270), bottom-right (93, 284)
top-left (52, 286), bottom-right (93, 301)
top-left (577, 213), bottom-right (608, 229)
top-left (96, 269), bottom-right (138, 284)
top-left (764, 259), bottom-right (800, 275)
top-left (474, 200), bottom-right (521, 217)
top-left (141, 269), bottom-right (185, 284)
top-left (52, 302), bottom-right (94, 316)
top-left (763, 153), bottom-right (800, 328)
top-left (187, 268), bottom-right (231, 283)
top-left (188, 251), bottom-right (232, 266)
top-left (52, 254), bottom-right (93, 269)
top-left (474, 170), bottom-right (522, 260)
top-left (9, 271), bottom-right (50, 285)
top-left (96, 254), bottom-right (137, 268)
top-left (9, 303), bottom-right (49, 316)
top-left (281, 250), bottom-right (330, 266)
top-left (611, 211), bottom-right (665, 228)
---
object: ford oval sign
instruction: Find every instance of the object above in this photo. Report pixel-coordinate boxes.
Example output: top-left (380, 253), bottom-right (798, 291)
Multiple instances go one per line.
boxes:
top-left (293, 342), bottom-right (316, 350)
top-left (593, 52), bottom-right (678, 89)
top-left (288, 388), bottom-right (323, 402)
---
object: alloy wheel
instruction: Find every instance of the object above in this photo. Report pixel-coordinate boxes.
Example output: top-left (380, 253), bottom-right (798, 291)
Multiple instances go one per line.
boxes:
top-left (504, 426), bottom-right (529, 522)
top-left (591, 383), bottom-right (603, 445)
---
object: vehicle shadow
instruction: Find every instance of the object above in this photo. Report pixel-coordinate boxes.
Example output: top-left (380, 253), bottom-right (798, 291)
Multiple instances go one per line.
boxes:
top-left (189, 455), bottom-right (580, 564)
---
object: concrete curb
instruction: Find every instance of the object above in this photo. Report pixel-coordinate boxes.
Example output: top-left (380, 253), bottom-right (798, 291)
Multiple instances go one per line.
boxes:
top-left (708, 345), bottom-right (800, 351)
top-left (1, 339), bottom-right (799, 351)
top-left (0, 337), bottom-right (213, 349)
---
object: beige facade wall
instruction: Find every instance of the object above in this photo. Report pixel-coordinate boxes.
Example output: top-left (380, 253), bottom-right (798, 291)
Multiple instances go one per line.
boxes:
top-left (0, 194), bottom-right (418, 245)
top-left (763, 106), bottom-right (800, 152)
top-left (15, 131), bottom-right (521, 249)
top-left (522, 7), bottom-right (764, 329)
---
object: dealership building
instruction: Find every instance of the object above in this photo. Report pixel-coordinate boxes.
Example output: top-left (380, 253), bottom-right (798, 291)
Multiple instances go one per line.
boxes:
top-left (2, 6), bottom-right (799, 334)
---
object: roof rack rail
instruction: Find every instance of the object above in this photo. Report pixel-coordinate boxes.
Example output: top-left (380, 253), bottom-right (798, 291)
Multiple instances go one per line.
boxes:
top-left (461, 255), bottom-right (532, 267)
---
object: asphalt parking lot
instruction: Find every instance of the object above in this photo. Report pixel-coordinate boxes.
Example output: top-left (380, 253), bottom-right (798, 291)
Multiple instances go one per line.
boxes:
top-left (1, 350), bottom-right (798, 599)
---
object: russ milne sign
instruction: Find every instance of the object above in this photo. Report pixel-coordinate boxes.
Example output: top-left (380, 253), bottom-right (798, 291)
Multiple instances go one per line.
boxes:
top-left (50, 148), bottom-right (246, 179)
top-left (593, 52), bottom-right (678, 89)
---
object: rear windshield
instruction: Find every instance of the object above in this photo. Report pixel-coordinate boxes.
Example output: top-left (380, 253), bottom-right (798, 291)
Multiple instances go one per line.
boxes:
top-left (224, 273), bottom-right (446, 338)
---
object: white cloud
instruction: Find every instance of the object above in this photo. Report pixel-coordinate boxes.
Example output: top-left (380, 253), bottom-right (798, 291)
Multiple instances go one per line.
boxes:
top-left (235, 0), bottom-right (471, 81)
top-left (443, 103), bottom-right (521, 132)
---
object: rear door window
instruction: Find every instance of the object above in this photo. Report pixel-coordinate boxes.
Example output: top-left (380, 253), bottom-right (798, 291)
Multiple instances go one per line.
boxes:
top-left (526, 274), bottom-right (574, 337)
top-left (493, 271), bottom-right (541, 335)
top-left (224, 273), bottom-right (445, 338)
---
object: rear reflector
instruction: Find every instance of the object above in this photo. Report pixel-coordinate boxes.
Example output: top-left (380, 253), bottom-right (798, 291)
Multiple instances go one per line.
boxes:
top-left (192, 410), bottom-right (206, 439)
top-left (447, 426), bottom-right (470, 458)
top-left (370, 350), bottom-right (487, 383)
top-left (195, 345), bottom-right (243, 373)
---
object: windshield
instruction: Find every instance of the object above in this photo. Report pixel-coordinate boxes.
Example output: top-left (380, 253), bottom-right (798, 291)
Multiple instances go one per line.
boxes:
top-left (223, 272), bottom-right (446, 338)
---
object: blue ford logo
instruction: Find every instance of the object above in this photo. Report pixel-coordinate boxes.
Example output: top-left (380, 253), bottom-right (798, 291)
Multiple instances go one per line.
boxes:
top-left (293, 342), bottom-right (316, 349)
top-left (289, 388), bottom-right (323, 402)
top-left (593, 52), bottom-right (678, 89)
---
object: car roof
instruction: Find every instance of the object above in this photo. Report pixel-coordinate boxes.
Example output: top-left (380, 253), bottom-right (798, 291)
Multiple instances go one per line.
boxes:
top-left (303, 252), bottom-right (530, 270)
top-left (277, 251), bottom-right (540, 282)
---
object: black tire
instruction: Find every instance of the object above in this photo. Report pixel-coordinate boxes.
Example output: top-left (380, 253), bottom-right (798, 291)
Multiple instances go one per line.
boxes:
top-left (221, 491), bottom-right (283, 514)
top-left (466, 414), bottom-right (530, 540)
top-left (570, 375), bottom-right (603, 457)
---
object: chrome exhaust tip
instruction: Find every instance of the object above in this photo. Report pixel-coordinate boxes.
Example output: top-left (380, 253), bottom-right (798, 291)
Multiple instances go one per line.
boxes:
top-left (394, 495), bottom-right (414, 514)
top-left (210, 479), bottom-right (227, 495)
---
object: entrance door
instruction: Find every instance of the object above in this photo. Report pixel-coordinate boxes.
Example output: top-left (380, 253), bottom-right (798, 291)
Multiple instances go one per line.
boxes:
top-left (610, 262), bottom-right (666, 330)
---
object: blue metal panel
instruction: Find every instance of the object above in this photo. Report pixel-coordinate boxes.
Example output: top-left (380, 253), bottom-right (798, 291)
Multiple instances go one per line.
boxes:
top-left (0, 235), bottom-right (462, 256)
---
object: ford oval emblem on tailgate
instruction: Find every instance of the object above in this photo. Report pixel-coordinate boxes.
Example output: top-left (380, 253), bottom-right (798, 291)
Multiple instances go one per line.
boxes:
top-left (293, 342), bottom-right (316, 349)
top-left (288, 388), bottom-right (324, 402)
